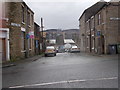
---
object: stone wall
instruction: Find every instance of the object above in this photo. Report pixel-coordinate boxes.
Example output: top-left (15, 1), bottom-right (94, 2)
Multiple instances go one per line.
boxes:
top-left (5, 2), bottom-right (35, 60)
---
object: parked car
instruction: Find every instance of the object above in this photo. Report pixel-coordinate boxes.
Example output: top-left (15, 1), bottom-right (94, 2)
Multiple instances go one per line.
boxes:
top-left (70, 45), bottom-right (80, 53)
top-left (45, 46), bottom-right (56, 57)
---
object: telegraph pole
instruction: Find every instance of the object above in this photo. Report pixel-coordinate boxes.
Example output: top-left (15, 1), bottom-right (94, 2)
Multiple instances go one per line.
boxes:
top-left (41, 17), bottom-right (43, 39)
top-left (41, 17), bottom-right (44, 52)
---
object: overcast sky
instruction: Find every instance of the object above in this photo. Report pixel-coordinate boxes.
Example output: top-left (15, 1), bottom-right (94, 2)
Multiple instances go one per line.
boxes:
top-left (24, 0), bottom-right (109, 30)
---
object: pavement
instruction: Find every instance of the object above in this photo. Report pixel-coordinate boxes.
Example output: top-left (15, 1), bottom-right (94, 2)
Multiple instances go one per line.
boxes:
top-left (2, 52), bottom-right (118, 88)
top-left (2, 54), bottom-right (44, 68)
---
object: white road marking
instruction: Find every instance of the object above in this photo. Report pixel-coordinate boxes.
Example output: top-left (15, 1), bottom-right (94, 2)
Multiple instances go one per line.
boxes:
top-left (9, 77), bottom-right (118, 88)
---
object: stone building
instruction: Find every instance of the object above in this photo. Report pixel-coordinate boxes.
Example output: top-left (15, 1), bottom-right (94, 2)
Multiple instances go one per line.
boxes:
top-left (20, 2), bottom-right (35, 58)
top-left (95, 2), bottom-right (119, 54)
top-left (0, 1), bottom-right (10, 62)
top-left (1, 1), bottom-right (35, 62)
top-left (34, 22), bottom-right (41, 55)
top-left (63, 29), bottom-right (80, 47)
top-left (79, 1), bottom-right (119, 54)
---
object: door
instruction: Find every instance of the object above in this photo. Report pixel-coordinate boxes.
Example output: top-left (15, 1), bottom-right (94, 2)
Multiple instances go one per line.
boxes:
top-left (101, 35), bottom-right (105, 54)
top-left (0, 38), bottom-right (6, 61)
top-left (0, 39), bottom-right (2, 61)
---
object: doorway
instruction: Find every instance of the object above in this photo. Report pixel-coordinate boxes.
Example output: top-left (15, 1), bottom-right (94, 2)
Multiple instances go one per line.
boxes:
top-left (0, 38), bottom-right (6, 61)
top-left (101, 35), bottom-right (105, 54)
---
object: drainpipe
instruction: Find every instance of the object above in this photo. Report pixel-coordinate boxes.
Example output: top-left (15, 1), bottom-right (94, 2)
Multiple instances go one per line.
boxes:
top-left (89, 20), bottom-right (92, 52)
top-left (94, 15), bottom-right (96, 53)
top-left (25, 7), bottom-right (29, 58)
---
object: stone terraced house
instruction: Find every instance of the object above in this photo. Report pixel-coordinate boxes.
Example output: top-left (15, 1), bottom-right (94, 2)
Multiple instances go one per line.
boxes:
top-left (79, 1), bottom-right (120, 54)
top-left (1, 1), bottom-right (36, 62)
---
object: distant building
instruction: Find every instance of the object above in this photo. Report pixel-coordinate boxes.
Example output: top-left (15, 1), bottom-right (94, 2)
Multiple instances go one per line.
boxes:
top-left (56, 34), bottom-right (64, 46)
top-left (45, 29), bottom-right (64, 47)
top-left (79, 1), bottom-right (119, 54)
top-left (45, 29), bottom-right (80, 48)
top-left (49, 39), bottom-right (56, 44)
top-left (34, 22), bottom-right (41, 55)
top-left (64, 39), bottom-right (75, 45)
top-left (45, 29), bottom-right (63, 40)
top-left (46, 39), bottom-right (56, 46)
top-left (63, 29), bottom-right (80, 47)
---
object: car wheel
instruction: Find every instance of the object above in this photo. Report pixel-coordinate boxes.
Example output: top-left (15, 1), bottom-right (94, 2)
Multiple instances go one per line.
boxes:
top-left (45, 54), bottom-right (47, 57)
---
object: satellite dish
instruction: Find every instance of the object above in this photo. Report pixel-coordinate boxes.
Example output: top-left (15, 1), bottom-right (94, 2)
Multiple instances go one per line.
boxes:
top-left (64, 43), bottom-right (72, 49)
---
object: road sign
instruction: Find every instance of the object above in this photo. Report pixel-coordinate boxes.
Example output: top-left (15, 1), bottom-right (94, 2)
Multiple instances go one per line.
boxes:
top-left (26, 34), bottom-right (30, 39)
top-left (97, 31), bottom-right (101, 36)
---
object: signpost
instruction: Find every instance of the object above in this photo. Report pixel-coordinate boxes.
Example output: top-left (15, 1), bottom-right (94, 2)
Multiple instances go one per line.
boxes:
top-left (97, 31), bottom-right (101, 36)
top-left (11, 23), bottom-right (21, 27)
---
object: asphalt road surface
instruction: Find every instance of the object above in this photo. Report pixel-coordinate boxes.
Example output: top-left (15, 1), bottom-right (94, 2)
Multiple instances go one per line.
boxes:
top-left (2, 53), bottom-right (118, 88)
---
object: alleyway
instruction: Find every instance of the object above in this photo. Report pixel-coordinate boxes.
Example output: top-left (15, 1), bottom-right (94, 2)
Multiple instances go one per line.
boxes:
top-left (3, 53), bottom-right (118, 88)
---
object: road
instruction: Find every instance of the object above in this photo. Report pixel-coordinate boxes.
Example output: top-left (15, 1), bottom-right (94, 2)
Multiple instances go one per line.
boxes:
top-left (2, 53), bottom-right (118, 88)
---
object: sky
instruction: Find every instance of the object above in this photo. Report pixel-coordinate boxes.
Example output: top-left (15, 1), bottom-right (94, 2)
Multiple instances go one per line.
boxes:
top-left (24, 0), bottom-right (110, 30)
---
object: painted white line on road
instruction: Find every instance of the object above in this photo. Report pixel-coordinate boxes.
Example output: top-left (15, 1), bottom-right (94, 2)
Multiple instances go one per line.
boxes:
top-left (9, 77), bottom-right (118, 88)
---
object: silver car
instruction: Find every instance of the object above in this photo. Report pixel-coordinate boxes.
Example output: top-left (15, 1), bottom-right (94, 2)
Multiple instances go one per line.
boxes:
top-left (45, 46), bottom-right (56, 57)
top-left (70, 45), bottom-right (80, 53)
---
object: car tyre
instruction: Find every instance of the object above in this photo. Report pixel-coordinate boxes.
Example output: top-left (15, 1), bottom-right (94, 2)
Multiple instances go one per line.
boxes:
top-left (45, 54), bottom-right (47, 57)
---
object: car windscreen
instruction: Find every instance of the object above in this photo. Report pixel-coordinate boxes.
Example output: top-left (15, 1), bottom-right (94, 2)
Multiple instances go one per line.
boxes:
top-left (46, 46), bottom-right (55, 50)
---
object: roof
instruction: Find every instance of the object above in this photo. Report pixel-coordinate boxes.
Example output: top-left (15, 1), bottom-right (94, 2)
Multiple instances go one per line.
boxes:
top-left (34, 22), bottom-right (40, 27)
top-left (49, 39), bottom-right (56, 44)
top-left (64, 39), bottom-right (75, 44)
top-left (22, 1), bottom-right (34, 14)
top-left (79, 1), bottom-right (107, 21)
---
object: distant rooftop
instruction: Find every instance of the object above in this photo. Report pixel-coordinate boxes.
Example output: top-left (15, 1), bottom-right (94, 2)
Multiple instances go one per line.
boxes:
top-left (64, 39), bottom-right (75, 44)
top-left (49, 39), bottom-right (56, 44)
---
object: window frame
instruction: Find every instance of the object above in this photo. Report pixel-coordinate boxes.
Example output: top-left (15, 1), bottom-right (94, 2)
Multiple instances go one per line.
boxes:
top-left (21, 4), bottom-right (25, 23)
top-left (21, 31), bottom-right (26, 51)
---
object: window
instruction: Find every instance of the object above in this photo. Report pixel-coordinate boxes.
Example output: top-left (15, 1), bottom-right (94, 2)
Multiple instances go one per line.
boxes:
top-left (31, 14), bottom-right (33, 25)
top-left (98, 13), bottom-right (101, 25)
top-left (91, 18), bottom-right (94, 29)
top-left (21, 31), bottom-right (25, 50)
top-left (27, 11), bottom-right (30, 25)
top-left (92, 37), bottom-right (95, 49)
top-left (86, 36), bottom-right (89, 48)
top-left (22, 5), bottom-right (24, 22)
top-left (28, 38), bottom-right (32, 50)
top-left (86, 20), bottom-right (90, 31)
top-left (2, 2), bottom-right (5, 18)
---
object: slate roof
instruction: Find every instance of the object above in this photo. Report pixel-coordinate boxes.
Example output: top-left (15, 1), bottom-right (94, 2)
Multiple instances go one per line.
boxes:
top-left (79, 1), bottom-right (107, 21)
top-left (64, 39), bottom-right (75, 44)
